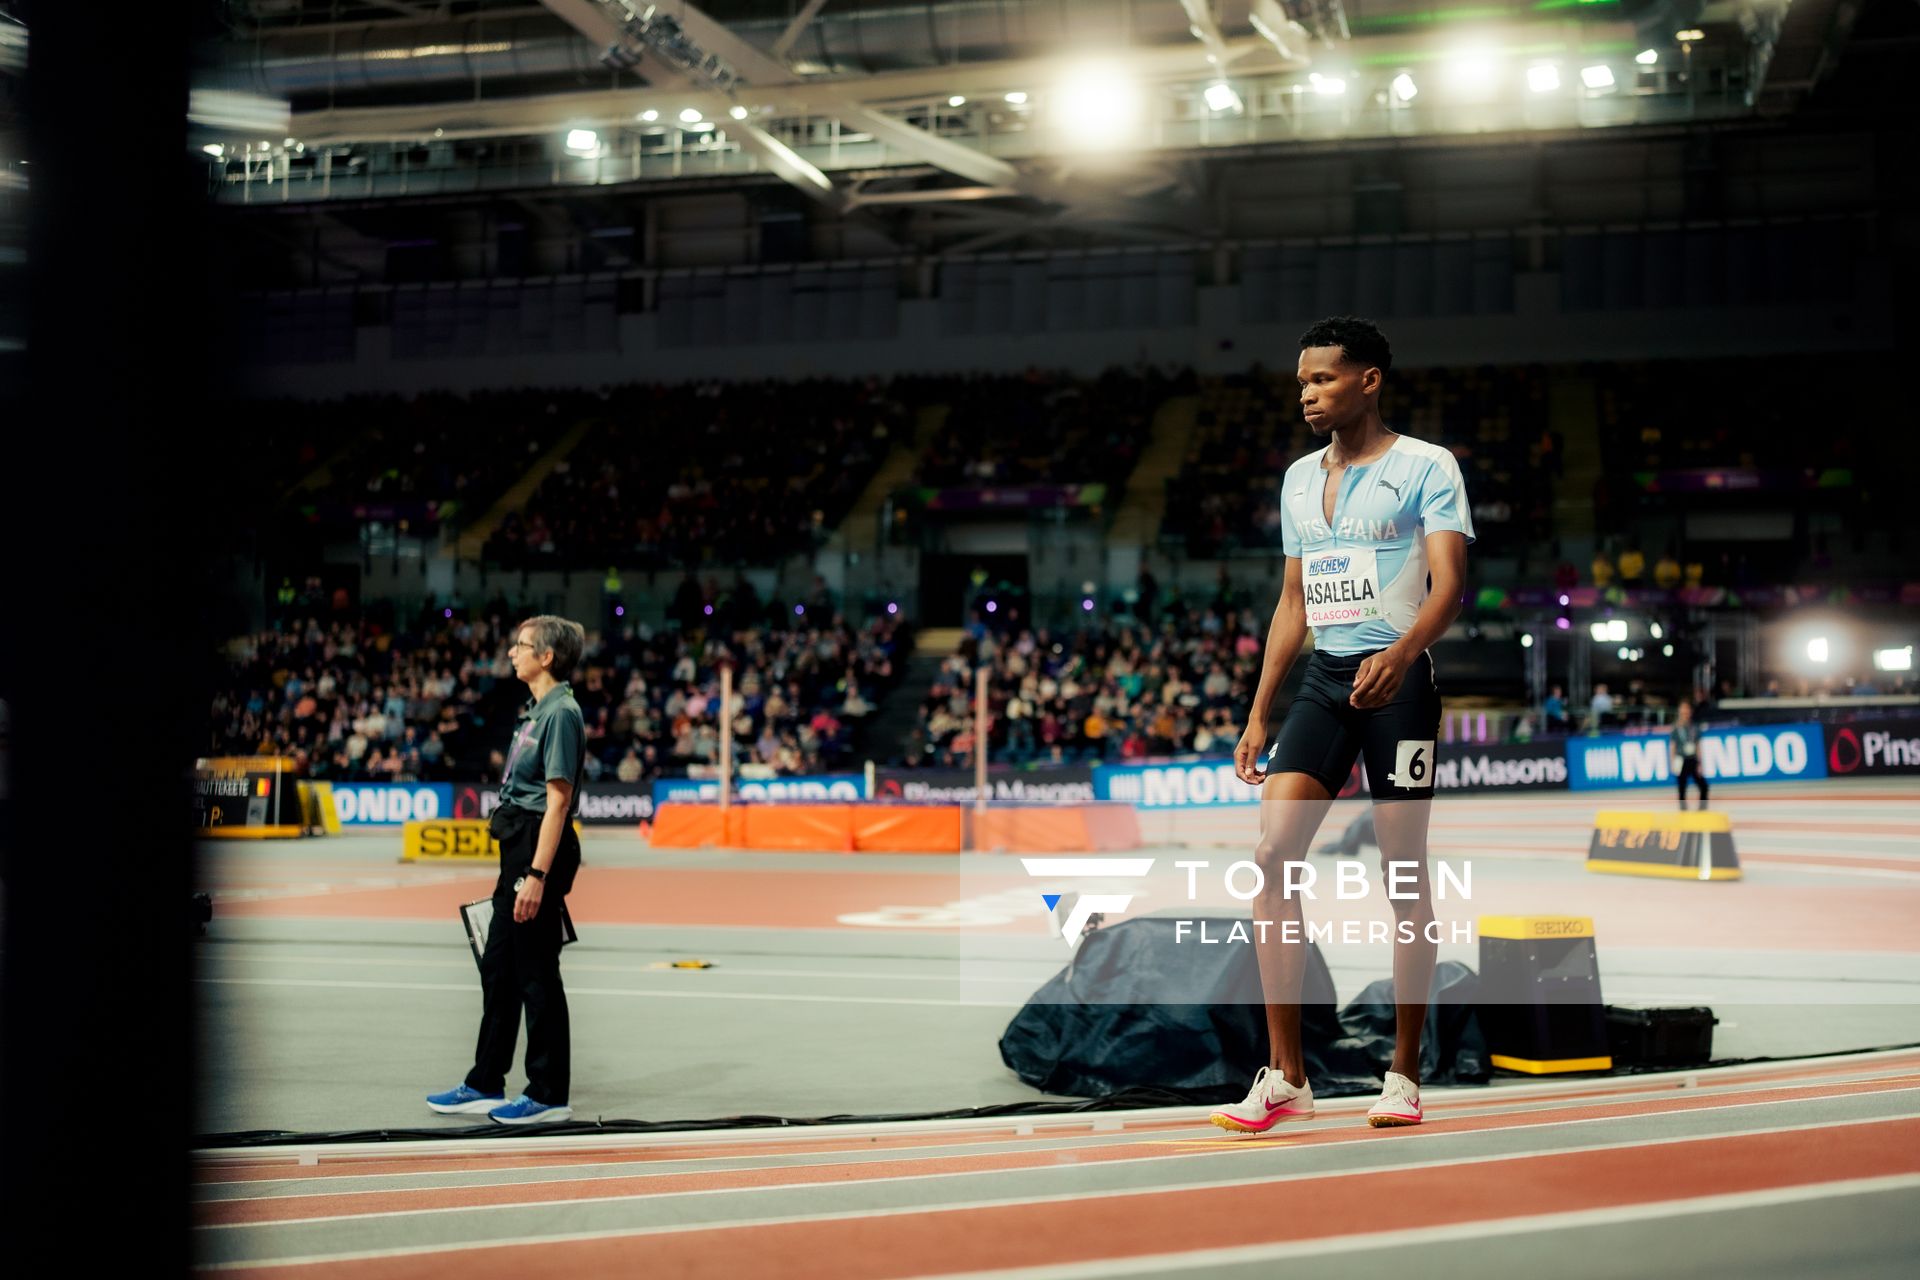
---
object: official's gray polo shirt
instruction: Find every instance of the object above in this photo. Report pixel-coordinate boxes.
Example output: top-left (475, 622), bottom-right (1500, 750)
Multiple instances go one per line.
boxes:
top-left (499, 682), bottom-right (585, 813)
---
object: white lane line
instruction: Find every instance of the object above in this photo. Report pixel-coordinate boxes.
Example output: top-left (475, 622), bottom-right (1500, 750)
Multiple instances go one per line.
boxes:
top-left (202, 953), bottom-right (1057, 984)
top-left (913, 1174), bottom-right (1920, 1280)
top-left (197, 1062), bottom-right (1920, 1196)
top-left (195, 977), bottom-right (1022, 1009)
top-left (192, 1092), bottom-right (1920, 1238)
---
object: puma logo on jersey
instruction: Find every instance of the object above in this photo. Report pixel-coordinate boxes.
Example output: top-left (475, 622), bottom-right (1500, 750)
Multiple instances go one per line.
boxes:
top-left (1379, 479), bottom-right (1404, 499)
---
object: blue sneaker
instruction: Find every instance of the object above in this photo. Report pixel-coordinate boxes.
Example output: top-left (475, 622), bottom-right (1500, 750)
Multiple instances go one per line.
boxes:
top-left (426, 1084), bottom-right (506, 1115)
top-left (488, 1095), bottom-right (574, 1125)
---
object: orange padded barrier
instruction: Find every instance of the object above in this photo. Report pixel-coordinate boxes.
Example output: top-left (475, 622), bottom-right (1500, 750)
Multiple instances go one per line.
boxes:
top-left (853, 806), bottom-right (964, 853)
top-left (647, 804), bottom-right (746, 848)
top-left (742, 804), bottom-right (856, 852)
top-left (1079, 803), bottom-right (1144, 851)
top-left (649, 801), bottom-right (1137, 854)
top-left (967, 803), bottom-right (1143, 853)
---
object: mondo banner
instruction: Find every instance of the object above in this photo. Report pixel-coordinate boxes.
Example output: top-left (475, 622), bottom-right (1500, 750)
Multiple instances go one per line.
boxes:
top-left (327, 783), bottom-right (454, 826)
top-left (1566, 722), bottom-right (1826, 791)
top-left (652, 774), bottom-right (867, 806)
top-left (1824, 718), bottom-right (1920, 777)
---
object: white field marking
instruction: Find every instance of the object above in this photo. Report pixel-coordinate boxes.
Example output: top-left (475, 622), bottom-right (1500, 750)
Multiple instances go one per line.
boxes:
top-left (194, 1045), bottom-right (1920, 1166)
top-left (1017, 858), bottom-right (1156, 877)
top-left (195, 977), bottom-right (1021, 1008)
top-left (193, 1092), bottom-right (1920, 1237)
top-left (204, 953), bottom-right (1053, 984)
top-left (910, 1174), bottom-right (1920, 1280)
top-left (199, 1062), bottom-right (1920, 1196)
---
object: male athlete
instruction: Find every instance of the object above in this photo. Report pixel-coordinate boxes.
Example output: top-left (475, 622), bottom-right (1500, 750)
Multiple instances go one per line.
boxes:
top-left (1210, 316), bottom-right (1473, 1133)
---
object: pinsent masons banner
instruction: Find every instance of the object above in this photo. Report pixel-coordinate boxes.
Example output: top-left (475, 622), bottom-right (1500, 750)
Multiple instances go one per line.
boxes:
top-left (1822, 718), bottom-right (1920, 777)
top-left (1428, 741), bottom-right (1569, 791)
top-left (871, 766), bottom-right (1096, 807)
top-left (1565, 722), bottom-right (1827, 791)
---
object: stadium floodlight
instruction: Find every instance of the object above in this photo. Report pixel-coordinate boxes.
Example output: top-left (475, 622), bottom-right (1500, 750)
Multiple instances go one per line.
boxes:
top-left (949, 95), bottom-right (966, 107)
top-left (1307, 72), bottom-right (1346, 96)
top-left (1391, 73), bottom-right (1418, 102)
top-left (202, 143), bottom-right (224, 158)
top-left (1589, 622), bottom-right (1611, 642)
top-left (1675, 28), bottom-right (1704, 42)
top-left (1444, 47), bottom-right (1500, 93)
top-left (678, 107), bottom-right (702, 123)
top-left (1807, 637), bottom-right (1830, 663)
top-left (638, 109), bottom-right (658, 122)
top-left (1527, 64), bottom-right (1560, 93)
top-left (1875, 646), bottom-right (1914, 672)
top-left (1005, 90), bottom-right (1028, 105)
top-left (1663, 644), bottom-right (1675, 657)
top-left (1204, 81), bottom-right (1242, 113)
top-left (1053, 64), bottom-right (1141, 149)
top-left (1556, 617), bottom-right (1571, 630)
top-left (1635, 49), bottom-right (1659, 66)
top-left (1581, 65), bottom-right (1616, 90)
top-left (1590, 620), bottom-right (1628, 643)
top-left (728, 105), bottom-right (748, 120)
top-left (1650, 622), bottom-right (1664, 639)
top-left (986, 600), bottom-right (998, 614)
top-left (1617, 647), bottom-right (1631, 661)
top-left (564, 129), bottom-right (599, 155)
top-left (887, 602), bottom-right (900, 615)
top-left (1520, 633), bottom-right (1535, 648)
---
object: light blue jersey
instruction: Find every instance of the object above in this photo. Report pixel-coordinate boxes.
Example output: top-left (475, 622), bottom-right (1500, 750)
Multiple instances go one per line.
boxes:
top-left (1280, 434), bottom-right (1475, 656)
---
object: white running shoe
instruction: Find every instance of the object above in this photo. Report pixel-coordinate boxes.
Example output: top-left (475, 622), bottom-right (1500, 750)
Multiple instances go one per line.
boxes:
top-left (1366, 1070), bottom-right (1423, 1127)
top-left (1209, 1067), bottom-right (1316, 1134)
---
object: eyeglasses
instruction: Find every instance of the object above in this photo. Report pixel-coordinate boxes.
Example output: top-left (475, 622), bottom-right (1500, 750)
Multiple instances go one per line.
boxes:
top-left (509, 640), bottom-right (537, 652)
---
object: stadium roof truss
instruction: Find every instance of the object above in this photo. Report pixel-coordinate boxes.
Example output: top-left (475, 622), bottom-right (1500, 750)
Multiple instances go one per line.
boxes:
top-left (194, 0), bottom-right (1859, 239)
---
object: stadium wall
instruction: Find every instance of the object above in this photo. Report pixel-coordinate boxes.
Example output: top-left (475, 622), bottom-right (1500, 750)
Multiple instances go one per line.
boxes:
top-left (233, 259), bottom-right (1889, 399)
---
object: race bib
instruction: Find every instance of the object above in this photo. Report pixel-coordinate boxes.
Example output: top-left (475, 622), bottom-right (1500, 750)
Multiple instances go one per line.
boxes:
top-left (1302, 547), bottom-right (1383, 628)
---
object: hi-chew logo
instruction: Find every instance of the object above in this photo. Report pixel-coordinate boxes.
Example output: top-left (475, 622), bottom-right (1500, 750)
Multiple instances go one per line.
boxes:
top-left (1308, 554), bottom-right (1351, 575)
top-left (1020, 857), bottom-right (1155, 948)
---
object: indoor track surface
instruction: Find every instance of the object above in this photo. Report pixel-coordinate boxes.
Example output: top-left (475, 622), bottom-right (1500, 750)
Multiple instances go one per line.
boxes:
top-left (194, 777), bottom-right (1920, 1275)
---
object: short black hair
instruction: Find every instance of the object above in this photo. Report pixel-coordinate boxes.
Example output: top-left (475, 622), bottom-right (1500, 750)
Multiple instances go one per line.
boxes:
top-left (1299, 316), bottom-right (1392, 376)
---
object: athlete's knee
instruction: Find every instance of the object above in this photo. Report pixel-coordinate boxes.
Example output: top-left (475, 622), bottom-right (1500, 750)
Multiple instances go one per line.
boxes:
top-left (1252, 835), bottom-right (1310, 875)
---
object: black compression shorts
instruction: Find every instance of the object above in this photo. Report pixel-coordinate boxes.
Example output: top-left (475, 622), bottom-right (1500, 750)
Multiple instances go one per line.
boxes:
top-left (1264, 648), bottom-right (1443, 802)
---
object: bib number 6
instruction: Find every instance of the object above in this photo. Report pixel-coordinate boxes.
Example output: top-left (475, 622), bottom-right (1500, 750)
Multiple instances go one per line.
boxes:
top-left (1393, 740), bottom-right (1435, 789)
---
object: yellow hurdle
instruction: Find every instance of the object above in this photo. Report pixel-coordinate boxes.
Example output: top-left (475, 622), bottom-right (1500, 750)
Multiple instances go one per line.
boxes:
top-left (1587, 810), bottom-right (1741, 881)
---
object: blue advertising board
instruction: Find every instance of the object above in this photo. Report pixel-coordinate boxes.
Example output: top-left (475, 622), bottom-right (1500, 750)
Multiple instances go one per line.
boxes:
top-left (1565, 722), bottom-right (1827, 791)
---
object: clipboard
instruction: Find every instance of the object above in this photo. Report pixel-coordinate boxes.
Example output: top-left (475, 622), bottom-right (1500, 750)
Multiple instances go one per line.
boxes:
top-left (459, 897), bottom-right (579, 970)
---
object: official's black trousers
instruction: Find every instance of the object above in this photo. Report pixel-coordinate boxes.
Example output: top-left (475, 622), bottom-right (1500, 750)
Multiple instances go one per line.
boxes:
top-left (464, 820), bottom-right (570, 1104)
top-left (1676, 756), bottom-right (1708, 809)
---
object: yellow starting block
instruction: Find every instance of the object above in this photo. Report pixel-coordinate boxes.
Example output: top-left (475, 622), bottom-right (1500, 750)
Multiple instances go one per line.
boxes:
top-left (1587, 811), bottom-right (1741, 881)
top-left (1478, 915), bottom-right (1612, 1074)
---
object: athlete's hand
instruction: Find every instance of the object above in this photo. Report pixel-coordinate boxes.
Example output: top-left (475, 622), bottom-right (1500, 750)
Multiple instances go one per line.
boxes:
top-left (1350, 647), bottom-right (1411, 709)
top-left (1234, 723), bottom-right (1269, 786)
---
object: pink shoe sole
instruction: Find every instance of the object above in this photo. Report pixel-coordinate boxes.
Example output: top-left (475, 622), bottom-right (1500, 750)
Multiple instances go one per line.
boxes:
top-left (1209, 1106), bottom-right (1315, 1134)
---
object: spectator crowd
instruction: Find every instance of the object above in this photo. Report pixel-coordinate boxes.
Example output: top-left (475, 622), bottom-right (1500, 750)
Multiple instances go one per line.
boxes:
top-left (210, 596), bottom-right (912, 787)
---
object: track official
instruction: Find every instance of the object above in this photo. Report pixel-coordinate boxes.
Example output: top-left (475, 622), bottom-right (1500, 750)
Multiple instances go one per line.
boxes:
top-left (428, 614), bottom-right (587, 1124)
